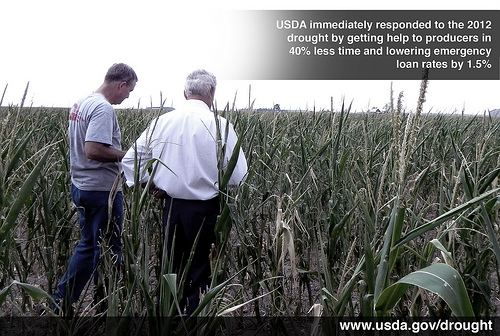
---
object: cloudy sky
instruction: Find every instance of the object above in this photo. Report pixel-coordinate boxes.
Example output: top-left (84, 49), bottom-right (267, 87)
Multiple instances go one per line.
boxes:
top-left (1, 0), bottom-right (498, 114)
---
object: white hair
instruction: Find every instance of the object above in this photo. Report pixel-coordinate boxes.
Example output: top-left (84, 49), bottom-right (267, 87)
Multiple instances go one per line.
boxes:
top-left (184, 69), bottom-right (217, 97)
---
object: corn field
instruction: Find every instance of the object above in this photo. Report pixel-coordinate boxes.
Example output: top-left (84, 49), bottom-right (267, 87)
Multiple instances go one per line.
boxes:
top-left (1, 80), bottom-right (500, 335)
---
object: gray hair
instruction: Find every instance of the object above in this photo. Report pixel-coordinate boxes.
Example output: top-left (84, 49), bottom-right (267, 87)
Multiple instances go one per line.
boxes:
top-left (184, 69), bottom-right (217, 97)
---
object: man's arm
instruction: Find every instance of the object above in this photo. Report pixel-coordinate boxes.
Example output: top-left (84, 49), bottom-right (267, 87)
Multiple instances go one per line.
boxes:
top-left (122, 123), bottom-right (155, 187)
top-left (85, 141), bottom-right (126, 162)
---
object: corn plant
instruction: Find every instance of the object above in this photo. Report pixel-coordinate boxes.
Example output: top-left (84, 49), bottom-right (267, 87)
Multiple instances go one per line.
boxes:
top-left (1, 80), bottom-right (500, 336)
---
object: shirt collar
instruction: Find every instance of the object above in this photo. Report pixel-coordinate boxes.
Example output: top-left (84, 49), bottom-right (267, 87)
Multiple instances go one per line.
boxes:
top-left (184, 99), bottom-right (211, 111)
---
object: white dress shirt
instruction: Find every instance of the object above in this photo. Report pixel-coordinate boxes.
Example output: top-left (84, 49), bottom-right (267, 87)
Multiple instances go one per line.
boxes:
top-left (122, 99), bottom-right (248, 200)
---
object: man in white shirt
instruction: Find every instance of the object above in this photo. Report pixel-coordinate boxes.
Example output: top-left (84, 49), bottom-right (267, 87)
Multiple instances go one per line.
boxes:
top-left (122, 69), bottom-right (247, 315)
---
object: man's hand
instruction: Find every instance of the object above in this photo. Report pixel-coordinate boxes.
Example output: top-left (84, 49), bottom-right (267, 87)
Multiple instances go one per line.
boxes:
top-left (147, 182), bottom-right (167, 199)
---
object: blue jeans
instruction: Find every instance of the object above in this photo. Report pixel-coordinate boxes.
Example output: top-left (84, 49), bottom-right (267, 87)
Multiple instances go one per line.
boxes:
top-left (54, 184), bottom-right (123, 304)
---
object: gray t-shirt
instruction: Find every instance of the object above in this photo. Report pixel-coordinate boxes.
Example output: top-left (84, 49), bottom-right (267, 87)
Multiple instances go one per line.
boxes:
top-left (69, 93), bottom-right (122, 191)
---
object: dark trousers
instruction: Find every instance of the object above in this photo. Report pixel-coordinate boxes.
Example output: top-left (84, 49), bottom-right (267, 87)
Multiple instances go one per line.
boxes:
top-left (162, 196), bottom-right (219, 316)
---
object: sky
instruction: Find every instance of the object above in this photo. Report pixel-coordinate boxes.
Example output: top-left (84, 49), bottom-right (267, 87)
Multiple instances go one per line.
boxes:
top-left (0, 0), bottom-right (498, 114)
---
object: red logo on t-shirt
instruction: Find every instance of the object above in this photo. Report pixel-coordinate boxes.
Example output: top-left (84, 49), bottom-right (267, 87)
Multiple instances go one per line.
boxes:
top-left (69, 103), bottom-right (84, 121)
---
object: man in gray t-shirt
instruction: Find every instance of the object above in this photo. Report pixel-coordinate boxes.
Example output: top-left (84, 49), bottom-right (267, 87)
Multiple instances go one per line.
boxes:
top-left (52, 63), bottom-right (138, 316)
top-left (69, 92), bottom-right (123, 191)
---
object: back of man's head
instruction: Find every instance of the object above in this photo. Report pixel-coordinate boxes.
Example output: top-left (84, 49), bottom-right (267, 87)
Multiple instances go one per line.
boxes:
top-left (184, 69), bottom-right (217, 98)
top-left (105, 63), bottom-right (138, 86)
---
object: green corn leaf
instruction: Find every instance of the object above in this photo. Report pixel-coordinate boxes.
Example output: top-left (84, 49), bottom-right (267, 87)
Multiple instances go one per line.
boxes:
top-left (480, 203), bottom-right (500, 271)
top-left (187, 261), bottom-right (254, 319)
top-left (12, 280), bottom-right (52, 302)
top-left (219, 136), bottom-right (243, 192)
top-left (3, 129), bottom-right (34, 183)
top-left (375, 263), bottom-right (474, 317)
top-left (478, 167), bottom-right (500, 194)
top-left (430, 239), bottom-right (454, 263)
top-left (162, 273), bottom-right (183, 316)
top-left (218, 287), bottom-right (278, 316)
top-left (395, 187), bottom-right (500, 248)
top-left (215, 204), bottom-right (231, 235)
top-left (459, 165), bottom-right (474, 201)
top-left (374, 197), bottom-right (400, 303)
top-left (0, 148), bottom-right (51, 238)
top-left (0, 281), bottom-right (52, 307)
top-left (0, 283), bottom-right (13, 306)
